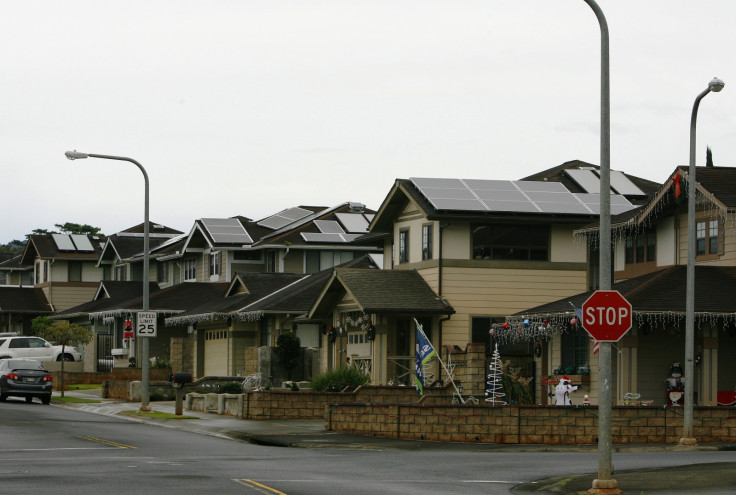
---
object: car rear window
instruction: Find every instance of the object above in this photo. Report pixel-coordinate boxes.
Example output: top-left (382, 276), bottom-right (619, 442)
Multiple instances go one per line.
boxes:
top-left (6, 359), bottom-right (45, 370)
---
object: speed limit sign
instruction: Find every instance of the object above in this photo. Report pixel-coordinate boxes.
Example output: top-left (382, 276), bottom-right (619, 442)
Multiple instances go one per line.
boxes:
top-left (137, 311), bottom-right (157, 337)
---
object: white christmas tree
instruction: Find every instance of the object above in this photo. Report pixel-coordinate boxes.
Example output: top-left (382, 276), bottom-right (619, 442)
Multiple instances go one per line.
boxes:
top-left (485, 343), bottom-right (507, 406)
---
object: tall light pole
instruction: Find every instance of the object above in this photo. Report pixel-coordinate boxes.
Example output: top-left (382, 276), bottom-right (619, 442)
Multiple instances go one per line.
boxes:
top-left (682, 77), bottom-right (724, 446)
top-left (581, 1), bottom-right (616, 493)
top-left (64, 150), bottom-right (152, 412)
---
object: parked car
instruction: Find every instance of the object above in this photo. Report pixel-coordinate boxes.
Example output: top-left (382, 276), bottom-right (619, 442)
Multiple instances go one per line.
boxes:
top-left (0, 359), bottom-right (53, 404)
top-left (0, 335), bottom-right (82, 362)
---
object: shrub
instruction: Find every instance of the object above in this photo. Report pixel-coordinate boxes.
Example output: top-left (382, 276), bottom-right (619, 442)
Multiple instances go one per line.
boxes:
top-left (310, 366), bottom-right (370, 392)
top-left (216, 382), bottom-right (244, 394)
top-left (276, 331), bottom-right (301, 380)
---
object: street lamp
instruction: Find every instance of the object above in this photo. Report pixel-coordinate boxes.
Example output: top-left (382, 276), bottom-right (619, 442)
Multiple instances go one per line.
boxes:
top-left (64, 151), bottom-right (152, 412)
top-left (682, 77), bottom-right (724, 446)
top-left (580, 1), bottom-right (616, 493)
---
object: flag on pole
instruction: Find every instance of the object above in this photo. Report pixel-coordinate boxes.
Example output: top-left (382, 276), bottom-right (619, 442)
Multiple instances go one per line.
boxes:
top-left (571, 302), bottom-right (598, 355)
top-left (414, 320), bottom-right (437, 395)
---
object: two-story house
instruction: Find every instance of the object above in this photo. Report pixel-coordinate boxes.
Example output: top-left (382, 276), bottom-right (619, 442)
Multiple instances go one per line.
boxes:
top-left (516, 165), bottom-right (736, 407)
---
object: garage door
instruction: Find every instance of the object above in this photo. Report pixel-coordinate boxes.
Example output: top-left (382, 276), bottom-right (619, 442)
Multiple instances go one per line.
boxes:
top-left (204, 329), bottom-right (228, 376)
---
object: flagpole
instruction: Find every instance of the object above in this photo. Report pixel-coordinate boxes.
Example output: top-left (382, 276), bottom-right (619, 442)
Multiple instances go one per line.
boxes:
top-left (414, 318), bottom-right (467, 404)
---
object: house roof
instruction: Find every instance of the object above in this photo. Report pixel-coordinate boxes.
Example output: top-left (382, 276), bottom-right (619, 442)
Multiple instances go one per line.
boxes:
top-left (310, 268), bottom-right (454, 318)
top-left (0, 252), bottom-right (29, 271)
top-left (20, 234), bottom-right (106, 264)
top-left (0, 287), bottom-right (53, 314)
top-left (518, 265), bottom-right (736, 316)
top-left (52, 281), bottom-right (160, 319)
top-left (164, 255), bottom-right (379, 325)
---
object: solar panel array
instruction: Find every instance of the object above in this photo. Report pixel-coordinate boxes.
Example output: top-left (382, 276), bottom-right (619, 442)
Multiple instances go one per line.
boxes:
top-left (335, 212), bottom-right (371, 233)
top-left (201, 218), bottom-right (254, 244)
top-left (51, 233), bottom-right (97, 252)
top-left (564, 168), bottom-right (646, 196)
top-left (301, 218), bottom-right (364, 243)
top-left (258, 207), bottom-right (313, 230)
top-left (410, 177), bottom-right (636, 216)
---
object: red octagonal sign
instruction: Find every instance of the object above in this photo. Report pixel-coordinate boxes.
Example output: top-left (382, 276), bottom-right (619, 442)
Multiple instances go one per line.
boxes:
top-left (581, 290), bottom-right (632, 342)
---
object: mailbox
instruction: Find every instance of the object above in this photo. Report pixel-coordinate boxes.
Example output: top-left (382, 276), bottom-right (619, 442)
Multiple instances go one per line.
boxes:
top-left (169, 372), bottom-right (193, 384)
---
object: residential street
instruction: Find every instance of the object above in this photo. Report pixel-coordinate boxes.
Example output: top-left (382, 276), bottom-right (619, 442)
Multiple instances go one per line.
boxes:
top-left (1, 397), bottom-right (735, 494)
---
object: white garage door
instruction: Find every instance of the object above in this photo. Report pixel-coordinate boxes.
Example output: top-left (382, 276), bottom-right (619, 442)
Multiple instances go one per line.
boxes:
top-left (204, 329), bottom-right (228, 376)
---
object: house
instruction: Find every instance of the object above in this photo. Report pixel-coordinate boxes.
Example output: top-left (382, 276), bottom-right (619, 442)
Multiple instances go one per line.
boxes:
top-left (510, 165), bottom-right (736, 407)
top-left (308, 161), bottom-right (659, 397)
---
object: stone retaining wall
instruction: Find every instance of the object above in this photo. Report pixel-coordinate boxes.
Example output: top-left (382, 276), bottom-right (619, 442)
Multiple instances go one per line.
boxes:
top-left (326, 403), bottom-right (736, 444)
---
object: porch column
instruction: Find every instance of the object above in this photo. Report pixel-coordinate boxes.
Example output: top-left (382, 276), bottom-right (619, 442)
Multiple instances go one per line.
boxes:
top-left (700, 330), bottom-right (718, 406)
top-left (617, 334), bottom-right (638, 405)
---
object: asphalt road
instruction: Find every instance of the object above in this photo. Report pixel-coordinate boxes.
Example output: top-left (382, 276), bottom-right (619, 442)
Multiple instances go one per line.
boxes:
top-left (2, 398), bottom-right (736, 494)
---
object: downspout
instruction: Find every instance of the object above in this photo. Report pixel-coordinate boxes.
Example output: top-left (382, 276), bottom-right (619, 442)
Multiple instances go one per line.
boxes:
top-left (47, 260), bottom-right (55, 312)
top-left (437, 224), bottom-right (450, 352)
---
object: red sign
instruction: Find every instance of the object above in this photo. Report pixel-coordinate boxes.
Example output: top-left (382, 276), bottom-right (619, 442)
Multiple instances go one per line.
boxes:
top-left (581, 290), bottom-right (632, 342)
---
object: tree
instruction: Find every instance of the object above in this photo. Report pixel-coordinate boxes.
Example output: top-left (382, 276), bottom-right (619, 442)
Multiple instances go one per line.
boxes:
top-left (32, 317), bottom-right (94, 397)
top-left (706, 146), bottom-right (714, 167)
top-left (54, 223), bottom-right (102, 236)
top-left (0, 239), bottom-right (25, 254)
top-left (276, 331), bottom-right (301, 380)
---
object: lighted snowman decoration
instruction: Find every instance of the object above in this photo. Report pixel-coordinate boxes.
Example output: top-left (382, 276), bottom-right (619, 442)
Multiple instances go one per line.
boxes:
top-left (555, 375), bottom-right (578, 406)
top-left (665, 361), bottom-right (685, 406)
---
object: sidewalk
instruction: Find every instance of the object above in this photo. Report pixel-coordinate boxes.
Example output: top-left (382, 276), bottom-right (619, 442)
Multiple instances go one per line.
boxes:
top-left (53, 389), bottom-right (736, 493)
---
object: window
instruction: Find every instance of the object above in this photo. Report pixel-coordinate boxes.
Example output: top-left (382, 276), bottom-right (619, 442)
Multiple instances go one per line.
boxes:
top-left (305, 251), bottom-right (356, 274)
top-left (624, 229), bottom-right (656, 264)
top-left (696, 221), bottom-right (706, 255)
top-left (422, 224), bottom-right (433, 260)
top-left (266, 251), bottom-right (276, 273)
top-left (209, 252), bottom-right (220, 276)
top-left (0, 272), bottom-right (7, 285)
top-left (472, 224), bottom-right (549, 261)
top-left (157, 262), bottom-right (169, 284)
top-left (115, 265), bottom-right (127, 281)
top-left (234, 251), bottom-right (261, 261)
top-left (183, 259), bottom-right (196, 281)
top-left (399, 230), bottom-right (409, 264)
top-left (35, 260), bottom-right (47, 284)
top-left (68, 261), bottom-right (82, 282)
top-left (561, 327), bottom-right (590, 373)
top-left (709, 220), bottom-right (719, 255)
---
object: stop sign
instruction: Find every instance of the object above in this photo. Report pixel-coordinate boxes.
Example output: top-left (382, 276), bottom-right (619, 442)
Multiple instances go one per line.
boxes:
top-left (581, 290), bottom-right (632, 342)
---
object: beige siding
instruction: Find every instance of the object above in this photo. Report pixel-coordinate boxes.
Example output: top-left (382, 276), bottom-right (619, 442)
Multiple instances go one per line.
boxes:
top-left (204, 329), bottom-right (229, 376)
top-left (47, 285), bottom-right (98, 312)
top-left (550, 224), bottom-right (587, 263)
top-left (677, 211), bottom-right (736, 266)
top-left (282, 249), bottom-right (303, 273)
top-left (438, 267), bottom-right (587, 346)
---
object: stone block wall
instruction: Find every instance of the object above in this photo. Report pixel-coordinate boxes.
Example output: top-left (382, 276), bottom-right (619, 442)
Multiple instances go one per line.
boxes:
top-left (441, 343), bottom-right (486, 397)
top-left (170, 337), bottom-right (194, 373)
top-left (326, 404), bottom-right (736, 444)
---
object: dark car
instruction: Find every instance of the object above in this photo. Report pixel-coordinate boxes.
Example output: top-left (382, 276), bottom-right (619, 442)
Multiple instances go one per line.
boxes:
top-left (0, 359), bottom-right (53, 404)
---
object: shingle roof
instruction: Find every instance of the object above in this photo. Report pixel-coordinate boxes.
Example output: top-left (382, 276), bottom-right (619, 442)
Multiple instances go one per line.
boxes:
top-left (327, 268), bottom-right (454, 315)
top-left (52, 281), bottom-right (160, 318)
top-left (517, 265), bottom-right (736, 316)
top-left (0, 287), bottom-right (53, 314)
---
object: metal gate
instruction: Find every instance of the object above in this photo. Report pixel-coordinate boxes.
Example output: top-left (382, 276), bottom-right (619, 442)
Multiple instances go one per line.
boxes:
top-left (96, 334), bottom-right (114, 372)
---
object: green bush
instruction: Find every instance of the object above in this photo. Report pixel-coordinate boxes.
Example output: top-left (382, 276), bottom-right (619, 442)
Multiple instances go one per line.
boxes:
top-left (216, 382), bottom-right (244, 394)
top-left (310, 366), bottom-right (370, 392)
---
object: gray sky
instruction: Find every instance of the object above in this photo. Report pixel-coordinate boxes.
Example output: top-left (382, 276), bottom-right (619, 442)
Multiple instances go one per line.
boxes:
top-left (3, 0), bottom-right (734, 242)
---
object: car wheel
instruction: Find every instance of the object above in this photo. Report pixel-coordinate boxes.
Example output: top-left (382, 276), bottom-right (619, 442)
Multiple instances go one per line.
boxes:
top-left (0, 393), bottom-right (6, 402)
top-left (41, 396), bottom-right (51, 405)
top-left (25, 397), bottom-right (33, 404)
top-left (57, 354), bottom-right (75, 362)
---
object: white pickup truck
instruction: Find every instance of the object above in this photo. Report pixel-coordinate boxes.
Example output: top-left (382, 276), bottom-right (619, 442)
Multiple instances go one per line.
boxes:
top-left (0, 334), bottom-right (82, 362)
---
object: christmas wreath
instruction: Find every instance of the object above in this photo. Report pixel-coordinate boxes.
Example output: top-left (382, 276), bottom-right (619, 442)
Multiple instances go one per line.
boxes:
top-left (327, 326), bottom-right (337, 343)
top-left (365, 323), bottom-right (376, 341)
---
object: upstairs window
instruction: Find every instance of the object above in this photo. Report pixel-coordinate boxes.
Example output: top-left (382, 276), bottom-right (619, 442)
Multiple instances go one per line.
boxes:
top-left (422, 224), bottom-right (433, 261)
top-left (209, 252), bottom-right (220, 276)
top-left (183, 258), bottom-right (196, 281)
top-left (157, 262), bottom-right (169, 284)
top-left (68, 261), bottom-right (82, 282)
top-left (624, 229), bottom-right (656, 264)
top-left (472, 224), bottom-right (549, 261)
top-left (399, 230), bottom-right (409, 264)
top-left (115, 265), bottom-right (127, 281)
top-left (697, 220), bottom-right (721, 257)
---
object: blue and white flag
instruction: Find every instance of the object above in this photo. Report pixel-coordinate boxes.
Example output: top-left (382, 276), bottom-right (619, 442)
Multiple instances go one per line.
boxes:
top-left (414, 321), bottom-right (437, 395)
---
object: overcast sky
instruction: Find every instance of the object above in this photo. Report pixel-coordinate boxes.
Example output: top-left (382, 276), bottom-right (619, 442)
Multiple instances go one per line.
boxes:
top-left (2, 1), bottom-right (734, 242)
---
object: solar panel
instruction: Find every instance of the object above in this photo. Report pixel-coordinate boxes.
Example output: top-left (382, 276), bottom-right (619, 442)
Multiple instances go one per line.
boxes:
top-left (420, 187), bottom-right (477, 200)
top-left (302, 233), bottom-right (346, 243)
top-left (463, 179), bottom-right (517, 191)
top-left (410, 177), bottom-right (465, 189)
top-left (483, 200), bottom-right (540, 213)
top-left (565, 169), bottom-right (601, 193)
top-left (70, 234), bottom-right (95, 251)
top-left (314, 220), bottom-right (345, 234)
top-left (258, 207), bottom-right (313, 230)
top-left (515, 180), bottom-right (568, 192)
top-left (472, 189), bottom-right (527, 202)
top-left (610, 170), bottom-right (646, 196)
top-left (574, 193), bottom-right (637, 215)
top-left (429, 198), bottom-right (489, 211)
top-left (52, 234), bottom-right (76, 251)
top-left (335, 213), bottom-right (370, 233)
top-left (526, 191), bottom-right (581, 204)
top-left (536, 202), bottom-right (593, 214)
top-left (201, 218), bottom-right (254, 244)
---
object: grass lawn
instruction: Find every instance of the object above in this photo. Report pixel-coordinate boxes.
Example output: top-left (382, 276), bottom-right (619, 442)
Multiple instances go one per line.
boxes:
top-left (123, 410), bottom-right (199, 420)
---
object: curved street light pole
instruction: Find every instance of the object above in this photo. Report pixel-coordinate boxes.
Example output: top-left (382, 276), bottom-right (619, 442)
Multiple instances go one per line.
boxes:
top-left (64, 151), bottom-right (152, 412)
top-left (683, 77), bottom-right (724, 445)
top-left (580, 1), bottom-right (616, 492)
